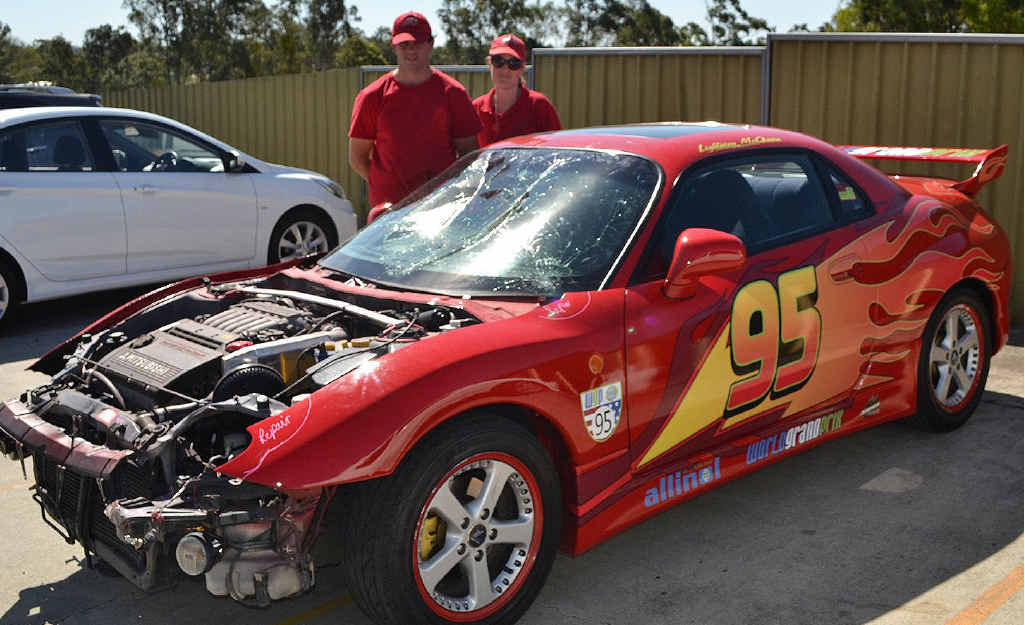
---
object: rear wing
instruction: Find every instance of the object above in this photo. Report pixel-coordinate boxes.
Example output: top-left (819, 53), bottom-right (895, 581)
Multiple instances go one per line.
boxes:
top-left (837, 144), bottom-right (1008, 196)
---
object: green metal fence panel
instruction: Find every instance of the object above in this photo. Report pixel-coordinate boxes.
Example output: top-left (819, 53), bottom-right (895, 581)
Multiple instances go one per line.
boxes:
top-left (531, 47), bottom-right (765, 129)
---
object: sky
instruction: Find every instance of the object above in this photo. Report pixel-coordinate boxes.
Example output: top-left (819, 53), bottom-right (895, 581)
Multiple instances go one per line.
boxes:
top-left (3, 0), bottom-right (843, 47)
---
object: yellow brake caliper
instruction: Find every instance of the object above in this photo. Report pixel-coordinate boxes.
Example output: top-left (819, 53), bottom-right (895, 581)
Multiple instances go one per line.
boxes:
top-left (419, 514), bottom-right (447, 561)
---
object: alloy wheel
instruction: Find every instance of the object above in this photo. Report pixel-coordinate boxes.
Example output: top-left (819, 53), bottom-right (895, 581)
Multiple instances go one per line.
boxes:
top-left (414, 453), bottom-right (541, 618)
top-left (276, 220), bottom-right (330, 261)
top-left (928, 303), bottom-right (982, 411)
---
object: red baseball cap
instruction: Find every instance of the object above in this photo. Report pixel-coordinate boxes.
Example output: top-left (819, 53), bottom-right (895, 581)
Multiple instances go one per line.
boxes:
top-left (392, 11), bottom-right (432, 45)
top-left (489, 34), bottom-right (526, 61)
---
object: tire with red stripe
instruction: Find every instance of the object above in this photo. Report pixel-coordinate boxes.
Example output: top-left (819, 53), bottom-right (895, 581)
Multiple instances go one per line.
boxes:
top-left (340, 415), bottom-right (561, 625)
top-left (912, 288), bottom-right (992, 431)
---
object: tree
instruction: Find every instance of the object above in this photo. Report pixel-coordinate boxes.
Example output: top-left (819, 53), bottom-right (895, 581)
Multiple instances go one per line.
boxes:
top-left (825, 0), bottom-right (1023, 32)
top-left (561, 0), bottom-right (682, 46)
top-left (704, 0), bottom-right (772, 45)
top-left (307, 0), bottom-right (360, 70)
top-left (34, 36), bottom-right (83, 90)
top-left (82, 25), bottom-right (138, 91)
top-left (438, 0), bottom-right (551, 64)
top-left (334, 35), bottom-right (386, 68)
top-left (366, 26), bottom-right (397, 65)
top-left (0, 21), bottom-right (15, 83)
top-left (613, 0), bottom-right (682, 45)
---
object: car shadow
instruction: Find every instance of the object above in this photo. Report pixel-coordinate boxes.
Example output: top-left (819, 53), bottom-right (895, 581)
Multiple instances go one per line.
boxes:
top-left (526, 388), bottom-right (1023, 625)
top-left (0, 389), bottom-right (1019, 625)
top-left (0, 286), bottom-right (151, 366)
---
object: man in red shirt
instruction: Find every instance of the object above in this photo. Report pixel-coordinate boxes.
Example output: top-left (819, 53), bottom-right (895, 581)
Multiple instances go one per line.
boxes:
top-left (473, 34), bottom-right (562, 148)
top-left (348, 12), bottom-right (481, 208)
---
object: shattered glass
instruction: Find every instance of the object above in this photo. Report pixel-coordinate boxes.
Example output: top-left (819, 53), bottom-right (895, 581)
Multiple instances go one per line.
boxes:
top-left (322, 148), bottom-right (661, 297)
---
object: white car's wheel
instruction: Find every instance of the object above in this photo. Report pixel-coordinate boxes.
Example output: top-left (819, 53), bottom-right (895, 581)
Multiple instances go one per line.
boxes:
top-left (0, 260), bottom-right (19, 331)
top-left (268, 209), bottom-right (337, 264)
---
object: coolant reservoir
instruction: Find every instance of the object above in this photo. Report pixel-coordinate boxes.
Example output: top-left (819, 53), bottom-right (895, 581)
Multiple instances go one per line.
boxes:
top-left (278, 350), bottom-right (318, 384)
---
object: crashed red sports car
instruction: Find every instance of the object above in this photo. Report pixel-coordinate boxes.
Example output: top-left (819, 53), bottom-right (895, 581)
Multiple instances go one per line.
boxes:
top-left (0, 123), bottom-right (1011, 625)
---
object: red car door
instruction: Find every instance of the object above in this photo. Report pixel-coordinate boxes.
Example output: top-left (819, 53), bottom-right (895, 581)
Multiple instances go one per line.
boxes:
top-left (623, 151), bottom-right (880, 490)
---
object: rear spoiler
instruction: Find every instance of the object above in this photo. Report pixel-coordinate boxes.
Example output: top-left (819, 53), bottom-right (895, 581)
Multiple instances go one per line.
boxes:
top-left (837, 144), bottom-right (1008, 196)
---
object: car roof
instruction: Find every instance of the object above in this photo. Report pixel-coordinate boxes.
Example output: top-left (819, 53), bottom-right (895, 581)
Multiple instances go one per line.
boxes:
top-left (493, 122), bottom-right (839, 174)
top-left (0, 106), bottom-right (236, 154)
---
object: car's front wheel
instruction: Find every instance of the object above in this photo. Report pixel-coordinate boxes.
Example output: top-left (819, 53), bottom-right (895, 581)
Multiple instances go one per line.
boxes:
top-left (341, 416), bottom-right (561, 625)
top-left (912, 288), bottom-right (992, 431)
top-left (0, 259), bottom-right (19, 331)
top-left (268, 208), bottom-right (337, 264)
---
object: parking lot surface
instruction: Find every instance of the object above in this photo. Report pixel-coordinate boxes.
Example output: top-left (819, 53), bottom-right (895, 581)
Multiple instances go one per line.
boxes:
top-left (0, 289), bottom-right (1020, 625)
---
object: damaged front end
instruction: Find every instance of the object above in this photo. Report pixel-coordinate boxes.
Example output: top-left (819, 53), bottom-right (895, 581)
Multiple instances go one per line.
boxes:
top-left (0, 275), bottom-right (477, 605)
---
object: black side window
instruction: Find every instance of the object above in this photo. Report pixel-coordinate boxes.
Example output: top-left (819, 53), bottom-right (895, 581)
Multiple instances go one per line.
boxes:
top-left (0, 129), bottom-right (27, 171)
top-left (638, 153), bottom-right (835, 281)
top-left (824, 166), bottom-right (873, 221)
top-left (0, 121), bottom-right (94, 172)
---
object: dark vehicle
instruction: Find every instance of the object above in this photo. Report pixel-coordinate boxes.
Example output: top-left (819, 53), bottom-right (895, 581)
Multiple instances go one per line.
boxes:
top-left (0, 84), bottom-right (101, 109)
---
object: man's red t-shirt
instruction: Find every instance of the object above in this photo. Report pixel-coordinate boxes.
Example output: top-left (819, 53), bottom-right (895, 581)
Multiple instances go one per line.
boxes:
top-left (349, 69), bottom-right (481, 206)
top-left (473, 86), bottom-right (562, 148)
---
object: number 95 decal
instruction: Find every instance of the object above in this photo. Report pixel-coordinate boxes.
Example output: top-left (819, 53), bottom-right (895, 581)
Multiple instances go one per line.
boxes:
top-left (581, 382), bottom-right (623, 442)
top-left (726, 266), bottom-right (821, 417)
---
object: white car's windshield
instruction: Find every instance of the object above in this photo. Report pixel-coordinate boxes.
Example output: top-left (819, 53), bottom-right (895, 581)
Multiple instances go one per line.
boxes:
top-left (321, 148), bottom-right (661, 297)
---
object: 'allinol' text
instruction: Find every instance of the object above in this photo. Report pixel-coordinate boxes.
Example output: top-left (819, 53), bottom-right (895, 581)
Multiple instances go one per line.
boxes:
top-left (644, 457), bottom-right (721, 508)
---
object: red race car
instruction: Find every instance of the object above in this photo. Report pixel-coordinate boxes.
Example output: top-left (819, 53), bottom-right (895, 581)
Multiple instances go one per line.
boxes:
top-left (0, 123), bottom-right (1011, 625)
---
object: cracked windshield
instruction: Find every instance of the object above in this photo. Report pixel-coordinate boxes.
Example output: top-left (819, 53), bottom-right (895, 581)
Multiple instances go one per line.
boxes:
top-left (322, 148), bottom-right (661, 297)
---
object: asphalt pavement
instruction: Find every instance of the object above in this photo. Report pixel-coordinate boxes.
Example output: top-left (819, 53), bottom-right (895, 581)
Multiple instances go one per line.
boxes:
top-left (0, 289), bottom-right (1020, 625)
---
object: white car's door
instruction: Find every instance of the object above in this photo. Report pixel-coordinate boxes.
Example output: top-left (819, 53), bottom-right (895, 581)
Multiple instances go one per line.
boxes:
top-left (98, 119), bottom-right (258, 274)
top-left (0, 118), bottom-right (126, 281)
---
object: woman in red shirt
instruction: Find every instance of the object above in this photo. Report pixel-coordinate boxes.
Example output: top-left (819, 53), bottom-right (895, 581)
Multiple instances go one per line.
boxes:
top-left (473, 34), bottom-right (562, 148)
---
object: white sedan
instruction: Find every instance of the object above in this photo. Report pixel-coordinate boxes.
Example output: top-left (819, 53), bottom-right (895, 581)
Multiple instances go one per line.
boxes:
top-left (0, 106), bottom-right (357, 328)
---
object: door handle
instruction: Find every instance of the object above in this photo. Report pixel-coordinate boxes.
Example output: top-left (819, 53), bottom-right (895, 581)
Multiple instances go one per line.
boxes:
top-left (828, 254), bottom-right (859, 282)
top-left (133, 184), bottom-right (156, 193)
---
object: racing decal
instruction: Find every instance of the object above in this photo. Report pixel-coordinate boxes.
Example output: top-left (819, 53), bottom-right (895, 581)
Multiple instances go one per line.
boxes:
top-left (581, 382), bottom-right (622, 442)
top-left (638, 265), bottom-right (824, 466)
top-left (698, 136), bottom-right (782, 153)
top-left (540, 292), bottom-right (592, 321)
top-left (636, 193), bottom-right (1009, 470)
top-left (643, 456), bottom-right (720, 507)
top-left (727, 266), bottom-right (821, 415)
top-left (843, 146), bottom-right (988, 158)
top-left (744, 409), bottom-right (842, 465)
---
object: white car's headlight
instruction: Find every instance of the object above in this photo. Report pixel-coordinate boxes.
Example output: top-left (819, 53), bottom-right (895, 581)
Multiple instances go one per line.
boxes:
top-left (314, 178), bottom-right (346, 199)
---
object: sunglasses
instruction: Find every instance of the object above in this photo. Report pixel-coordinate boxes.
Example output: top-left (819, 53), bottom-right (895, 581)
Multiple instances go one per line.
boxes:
top-left (491, 56), bottom-right (523, 70)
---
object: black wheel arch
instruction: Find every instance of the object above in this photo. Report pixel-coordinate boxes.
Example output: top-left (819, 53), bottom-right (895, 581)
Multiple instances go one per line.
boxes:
top-left (0, 247), bottom-right (26, 303)
top-left (944, 277), bottom-right (997, 352)
top-left (275, 204), bottom-right (339, 242)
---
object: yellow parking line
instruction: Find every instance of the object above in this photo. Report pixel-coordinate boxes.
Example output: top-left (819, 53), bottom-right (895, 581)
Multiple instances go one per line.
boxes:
top-left (271, 595), bottom-right (354, 625)
top-left (944, 565), bottom-right (1024, 625)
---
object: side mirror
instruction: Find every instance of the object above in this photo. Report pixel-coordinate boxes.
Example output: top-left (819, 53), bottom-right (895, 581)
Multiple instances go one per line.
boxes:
top-left (663, 228), bottom-right (746, 299)
top-left (366, 202), bottom-right (393, 225)
top-left (226, 150), bottom-right (246, 172)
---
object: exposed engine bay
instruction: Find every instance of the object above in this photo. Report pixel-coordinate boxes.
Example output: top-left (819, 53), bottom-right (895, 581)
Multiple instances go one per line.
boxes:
top-left (0, 278), bottom-right (478, 604)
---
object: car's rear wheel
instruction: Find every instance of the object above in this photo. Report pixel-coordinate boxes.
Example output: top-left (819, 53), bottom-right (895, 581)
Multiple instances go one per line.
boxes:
top-left (911, 288), bottom-right (991, 431)
top-left (268, 209), bottom-right (337, 264)
top-left (0, 260), bottom-right (19, 331)
top-left (341, 416), bottom-right (561, 625)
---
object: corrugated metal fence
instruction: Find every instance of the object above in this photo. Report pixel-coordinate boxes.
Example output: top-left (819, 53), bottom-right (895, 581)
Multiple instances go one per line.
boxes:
top-left (102, 34), bottom-right (1023, 317)
top-left (532, 47), bottom-right (765, 128)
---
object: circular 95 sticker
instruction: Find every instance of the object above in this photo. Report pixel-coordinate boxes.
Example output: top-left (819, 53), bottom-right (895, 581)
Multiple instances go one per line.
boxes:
top-left (580, 382), bottom-right (622, 442)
